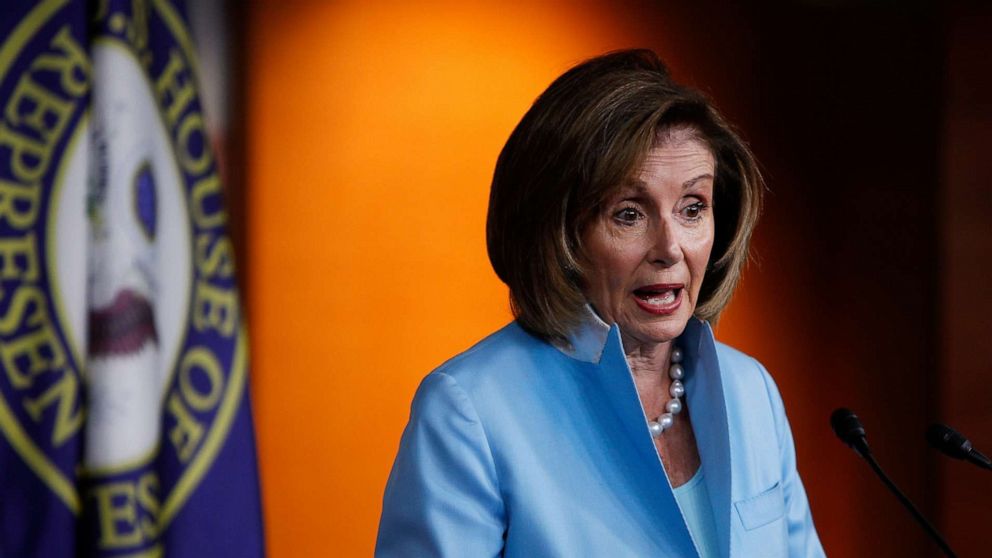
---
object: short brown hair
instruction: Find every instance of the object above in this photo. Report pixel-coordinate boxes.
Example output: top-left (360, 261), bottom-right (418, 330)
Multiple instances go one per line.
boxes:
top-left (487, 49), bottom-right (762, 342)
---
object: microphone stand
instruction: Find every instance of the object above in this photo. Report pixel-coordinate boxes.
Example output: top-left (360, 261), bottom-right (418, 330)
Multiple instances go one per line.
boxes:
top-left (831, 408), bottom-right (958, 558)
top-left (858, 449), bottom-right (957, 558)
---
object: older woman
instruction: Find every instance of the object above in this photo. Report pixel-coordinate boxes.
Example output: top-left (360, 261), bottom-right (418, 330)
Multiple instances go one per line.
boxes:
top-left (376, 50), bottom-right (825, 557)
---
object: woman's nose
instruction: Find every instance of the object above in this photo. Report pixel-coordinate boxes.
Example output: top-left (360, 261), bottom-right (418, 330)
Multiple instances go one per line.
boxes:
top-left (647, 217), bottom-right (683, 267)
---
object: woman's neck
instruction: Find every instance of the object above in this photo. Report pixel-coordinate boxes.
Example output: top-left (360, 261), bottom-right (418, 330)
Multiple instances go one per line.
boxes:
top-left (622, 336), bottom-right (674, 384)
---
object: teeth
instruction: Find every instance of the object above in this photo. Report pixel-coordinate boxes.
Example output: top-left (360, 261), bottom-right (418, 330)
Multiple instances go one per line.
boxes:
top-left (644, 291), bottom-right (675, 305)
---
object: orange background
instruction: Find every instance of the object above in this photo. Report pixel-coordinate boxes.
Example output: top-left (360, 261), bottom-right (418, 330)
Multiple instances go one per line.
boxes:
top-left (242, 1), bottom-right (991, 556)
top-left (245, 2), bottom-right (712, 553)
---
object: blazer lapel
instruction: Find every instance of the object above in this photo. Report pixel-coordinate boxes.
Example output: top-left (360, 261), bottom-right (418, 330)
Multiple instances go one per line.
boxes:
top-left (557, 309), bottom-right (732, 557)
top-left (684, 320), bottom-right (733, 558)
top-left (593, 325), bottom-right (700, 557)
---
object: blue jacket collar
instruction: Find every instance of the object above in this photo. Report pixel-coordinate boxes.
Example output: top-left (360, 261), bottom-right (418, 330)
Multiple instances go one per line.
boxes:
top-left (553, 304), bottom-right (713, 366)
top-left (554, 305), bottom-right (733, 558)
top-left (552, 304), bottom-right (612, 363)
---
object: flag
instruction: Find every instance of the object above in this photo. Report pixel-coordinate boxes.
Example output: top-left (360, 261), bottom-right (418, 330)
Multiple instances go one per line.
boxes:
top-left (0, 1), bottom-right (265, 555)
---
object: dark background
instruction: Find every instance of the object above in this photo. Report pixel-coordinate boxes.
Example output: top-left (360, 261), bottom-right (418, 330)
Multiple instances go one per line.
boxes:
top-left (633, 2), bottom-right (991, 556)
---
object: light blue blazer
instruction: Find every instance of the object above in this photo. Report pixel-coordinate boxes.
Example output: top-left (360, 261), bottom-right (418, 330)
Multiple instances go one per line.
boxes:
top-left (376, 313), bottom-right (825, 557)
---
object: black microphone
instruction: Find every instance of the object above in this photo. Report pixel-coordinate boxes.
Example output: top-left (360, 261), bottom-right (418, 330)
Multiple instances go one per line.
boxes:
top-left (830, 408), bottom-right (957, 558)
top-left (927, 423), bottom-right (992, 471)
top-left (830, 408), bottom-right (870, 457)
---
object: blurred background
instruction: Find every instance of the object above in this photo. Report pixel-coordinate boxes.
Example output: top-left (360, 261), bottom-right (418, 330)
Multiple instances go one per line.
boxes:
top-left (191, 0), bottom-right (991, 555)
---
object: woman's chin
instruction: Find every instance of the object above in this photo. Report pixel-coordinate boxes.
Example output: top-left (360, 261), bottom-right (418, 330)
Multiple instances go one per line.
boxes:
top-left (618, 316), bottom-right (692, 349)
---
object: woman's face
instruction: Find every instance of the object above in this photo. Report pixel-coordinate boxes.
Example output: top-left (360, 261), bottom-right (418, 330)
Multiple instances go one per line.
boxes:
top-left (581, 130), bottom-right (715, 350)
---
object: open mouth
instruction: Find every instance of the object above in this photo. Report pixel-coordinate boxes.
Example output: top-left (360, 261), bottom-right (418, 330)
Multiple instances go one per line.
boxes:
top-left (632, 284), bottom-right (683, 315)
top-left (89, 289), bottom-right (157, 357)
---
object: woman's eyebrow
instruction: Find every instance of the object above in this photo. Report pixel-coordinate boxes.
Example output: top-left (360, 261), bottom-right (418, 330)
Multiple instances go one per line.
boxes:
top-left (683, 173), bottom-right (714, 189)
top-left (616, 180), bottom-right (650, 197)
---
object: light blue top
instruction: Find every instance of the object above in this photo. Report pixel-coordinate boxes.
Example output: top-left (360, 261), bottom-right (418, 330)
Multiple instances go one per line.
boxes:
top-left (376, 309), bottom-right (826, 557)
top-left (674, 468), bottom-right (720, 558)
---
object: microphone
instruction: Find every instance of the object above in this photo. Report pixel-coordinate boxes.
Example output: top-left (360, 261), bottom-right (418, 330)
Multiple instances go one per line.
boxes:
top-left (830, 408), bottom-right (870, 457)
top-left (926, 423), bottom-right (992, 471)
top-left (830, 408), bottom-right (957, 558)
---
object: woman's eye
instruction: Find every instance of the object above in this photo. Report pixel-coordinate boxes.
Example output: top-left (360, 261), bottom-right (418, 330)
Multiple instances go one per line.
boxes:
top-left (614, 207), bottom-right (641, 224)
top-left (681, 202), bottom-right (707, 221)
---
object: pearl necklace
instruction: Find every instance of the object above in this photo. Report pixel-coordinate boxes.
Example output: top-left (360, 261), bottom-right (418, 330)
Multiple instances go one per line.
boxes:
top-left (647, 346), bottom-right (685, 438)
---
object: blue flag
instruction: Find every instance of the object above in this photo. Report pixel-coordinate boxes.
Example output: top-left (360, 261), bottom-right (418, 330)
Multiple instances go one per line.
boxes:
top-left (0, 1), bottom-right (265, 556)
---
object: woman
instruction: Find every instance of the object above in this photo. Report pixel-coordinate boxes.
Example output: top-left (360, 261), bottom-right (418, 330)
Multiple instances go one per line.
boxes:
top-left (376, 50), bottom-right (825, 557)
